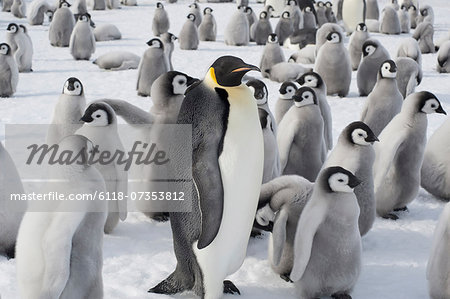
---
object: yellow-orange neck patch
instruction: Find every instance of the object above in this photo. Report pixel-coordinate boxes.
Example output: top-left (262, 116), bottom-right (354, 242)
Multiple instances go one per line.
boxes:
top-left (209, 67), bottom-right (218, 85)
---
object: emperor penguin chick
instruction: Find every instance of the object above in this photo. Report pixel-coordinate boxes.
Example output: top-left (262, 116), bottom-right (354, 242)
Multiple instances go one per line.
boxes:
top-left (437, 40), bottom-right (450, 73)
top-left (314, 30), bottom-right (351, 97)
top-left (349, 23), bottom-right (370, 71)
top-left (49, 0), bottom-right (75, 47)
top-left (380, 6), bottom-right (401, 35)
top-left (69, 13), bottom-right (96, 60)
top-left (27, 0), bottom-right (52, 25)
top-left (188, 2), bottom-right (202, 27)
top-left (409, 5), bottom-right (418, 29)
top-left (179, 13), bottom-right (199, 50)
top-left (0, 43), bottom-right (18, 98)
top-left (394, 56), bottom-right (422, 98)
top-left (357, 38), bottom-right (391, 96)
top-left (421, 118), bottom-right (450, 200)
top-left (396, 37), bottom-right (422, 68)
top-left (0, 142), bottom-right (25, 259)
top-left (136, 38), bottom-right (169, 97)
top-left (11, 0), bottom-right (26, 18)
top-left (260, 34), bottom-right (285, 79)
top-left (93, 51), bottom-right (140, 71)
top-left (323, 121), bottom-right (379, 236)
top-left (46, 77), bottom-right (86, 145)
top-left (373, 91), bottom-right (447, 219)
top-left (224, 6), bottom-right (249, 46)
top-left (291, 166), bottom-right (362, 299)
top-left (160, 32), bottom-right (176, 71)
top-left (256, 175), bottom-right (314, 282)
top-left (6, 23), bottom-right (33, 73)
top-left (277, 87), bottom-right (325, 182)
top-left (275, 81), bottom-right (297, 125)
top-left (366, 0), bottom-right (380, 20)
top-left (398, 4), bottom-right (410, 33)
top-left (360, 60), bottom-right (403, 137)
top-left (286, 0), bottom-right (303, 30)
top-left (198, 7), bottom-right (217, 42)
top-left (427, 203), bottom-right (450, 299)
top-left (152, 2), bottom-right (170, 36)
top-left (77, 102), bottom-right (128, 234)
top-left (275, 11), bottom-right (294, 45)
top-left (250, 11), bottom-right (273, 45)
top-left (413, 21), bottom-right (435, 54)
top-left (16, 135), bottom-right (107, 299)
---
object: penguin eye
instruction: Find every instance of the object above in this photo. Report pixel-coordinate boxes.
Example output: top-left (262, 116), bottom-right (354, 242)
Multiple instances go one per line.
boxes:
top-left (358, 133), bottom-right (363, 137)
top-left (178, 80), bottom-right (185, 85)
top-left (431, 104), bottom-right (436, 108)
top-left (96, 114), bottom-right (101, 118)
top-left (338, 179), bottom-right (344, 182)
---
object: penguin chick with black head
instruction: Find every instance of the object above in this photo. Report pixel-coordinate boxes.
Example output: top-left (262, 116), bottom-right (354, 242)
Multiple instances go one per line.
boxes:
top-left (189, 2), bottom-right (202, 27)
top-left (6, 23), bottom-right (33, 72)
top-left (437, 41), bottom-right (450, 73)
top-left (374, 91), bottom-right (447, 220)
top-left (149, 56), bottom-right (263, 298)
top-left (224, 6), bottom-right (249, 46)
top-left (49, 0), bottom-right (75, 47)
top-left (323, 121), bottom-right (379, 236)
top-left (250, 11), bottom-right (273, 45)
top-left (76, 102), bottom-right (128, 234)
top-left (198, 7), bottom-right (217, 42)
top-left (413, 21), bottom-right (435, 54)
top-left (179, 13), bottom-right (199, 50)
top-left (277, 87), bottom-right (324, 182)
top-left (0, 43), bottom-right (18, 98)
top-left (69, 13), bottom-right (96, 60)
top-left (275, 81), bottom-right (297, 124)
top-left (136, 38), bottom-right (169, 97)
top-left (349, 23), bottom-right (370, 71)
top-left (361, 60), bottom-right (403, 137)
top-left (260, 34), bottom-right (285, 79)
top-left (275, 11), bottom-right (294, 45)
top-left (152, 2), bottom-right (170, 36)
top-left (291, 166), bottom-right (362, 299)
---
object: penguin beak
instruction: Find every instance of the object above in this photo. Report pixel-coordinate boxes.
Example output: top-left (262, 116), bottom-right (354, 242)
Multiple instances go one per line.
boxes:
top-left (80, 114), bottom-right (94, 123)
top-left (348, 174), bottom-right (362, 189)
top-left (390, 64), bottom-right (397, 72)
top-left (365, 134), bottom-right (379, 143)
top-left (436, 105), bottom-right (447, 115)
top-left (231, 64), bottom-right (260, 74)
top-left (186, 76), bottom-right (199, 86)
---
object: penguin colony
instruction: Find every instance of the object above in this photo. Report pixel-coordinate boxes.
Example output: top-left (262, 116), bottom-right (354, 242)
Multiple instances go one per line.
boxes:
top-left (1, 0), bottom-right (450, 298)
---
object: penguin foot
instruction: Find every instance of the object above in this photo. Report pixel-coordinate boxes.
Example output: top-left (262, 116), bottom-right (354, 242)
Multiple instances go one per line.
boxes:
top-left (250, 229), bottom-right (263, 238)
top-left (331, 293), bottom-right (352, 299)
top-left (223, 280), bottom-right (240, 295)
top-left (382, 213), bottom-right (399, 220)
top-left (137, 92), bottom-right (149, 97)
top-left (393, 206), bottom-right (408, 212)
top-left (150, 212), bottom-right (170, 222)
top-left (280, 273), bottom-right (293, 283)
top-left (5, 245), bottom-right (15, 260)
top-left (148, 277), bottom-right (183, 295)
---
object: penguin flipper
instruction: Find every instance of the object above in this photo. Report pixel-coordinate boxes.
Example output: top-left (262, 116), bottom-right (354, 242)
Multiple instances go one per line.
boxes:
top-left (290, 197), bottom-right (328, 281)
top-left (426, 203), bottom-right (450, 279)
top-left (96, 99), bottom-right (154, 125)
top-left (272, 208), bottom-right (288, 266)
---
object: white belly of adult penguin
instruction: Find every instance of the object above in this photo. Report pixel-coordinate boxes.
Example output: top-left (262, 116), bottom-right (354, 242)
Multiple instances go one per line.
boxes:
top-left (149, 56), bottom-right (263, 299)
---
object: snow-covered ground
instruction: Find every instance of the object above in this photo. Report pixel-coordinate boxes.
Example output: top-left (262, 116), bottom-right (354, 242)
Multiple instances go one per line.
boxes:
top-left (0, 0), bottom-right (449, 298)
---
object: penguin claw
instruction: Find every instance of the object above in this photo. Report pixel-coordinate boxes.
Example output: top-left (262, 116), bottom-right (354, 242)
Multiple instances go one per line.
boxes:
top-left (382, 213), bottom-right (399, 220)
top-left (5, 245), bottom-right (15, 260)
top-left (331, 293), bottom-right (352, 299)
top-left (393, 206), bottom-right (408, 212)
top-left (280, 273), bottom-right (293, 283)
top-left (223, 280), bottom-right (240, 295)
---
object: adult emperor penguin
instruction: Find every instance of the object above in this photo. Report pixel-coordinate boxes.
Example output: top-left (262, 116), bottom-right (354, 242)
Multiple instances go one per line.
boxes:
top-left (380, 6), bottom-right (401, 35)
top-left (357, 38), bottom-right (391, 96)
top-left (397, 37), bottom-right (422, 68)
top-left (257, 175), bottom-right (314, 282)
top-left (188, 2), bottom-right (202, 27)
top-left (398, 4), bottom-right (410, 33)
top-left (6, 23), bottom-right (33, 73)
top-left (11, 0), bottom-right (26, 18)
top-left (225, 6), bottom-right (249, 46)
top-left (161, 32), bottom-right (176, 70)
top-left (260, 34), bottom-right (285, 78)
top-left (152, 2), bottom-right (170, 36)
top-left (349, 23), bottom-right (370, 70)
top-left (413, 21), bottom-right (435, 54)
top-left (286, 0), bottom-right (303, 30)
top-left (27, 0), bottom-right (52, 25)
top-left (250, 11), bottom-right (273, 45)
top-left (0, 142), bottom-right (25, 259)
top-left (291, 166), bottom-right (362, 299)
top-left (46, 77), bottom-right (86, 145)
top-left (69, 13), bottom-right (96, 60)
top-left (179, 13), bottom-right (199, 50)
top-left (275, 81), bottom-right (297, 124)
top-left (314, 31), bottom-right (351, 97)
top-left (437, 41), bottom-right (450, 73)
top-left (199, 7), bottom-right (217, 42)
top-left (49, 0), bottom-right (75, 47)
top-left (341, 0), bottom-right (366, 34)
top-left (148, 56), bottom-right (263, 298)
top-left (136, 38), bottom-right (169, 97)
top-left (277, 87), bottom-right (324, 181)
top-left (275, 11), bottom-right (294, 45)
top-left (0, 43), bottom-right (18, 98)
top-left (297, 71), bottom-right (333, 151)
top-left (373, 91), bottom-right (446, 219)
top-left (427, 202), bottom-right (450, 299)
top-left (77, 102), bottom-right (128, 234)
top-left (16, 135), bottom-right (107, 299)
top-left (93, 51), bottom-right (140, 70)
top-left (366, 0), bottom-right (379, 20)
top-left (246, 79), bottom-right (280, 183)
top-left (324, 122), bottom-right (378, 236)
top-left (421, 118), bottom-right (450, 200)
top-left (360, 60), bottom-right (403, 137)
top-left (394, 57), bottom-right (422, 98)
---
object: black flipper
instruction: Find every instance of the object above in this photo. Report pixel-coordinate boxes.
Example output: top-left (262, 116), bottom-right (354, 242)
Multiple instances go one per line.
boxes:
top-left (96, 99), bottom-right (154, 125)
top-left (149, 271), bottom-right (187, 294)
top-left (223, 280), bottom-right (241, 295)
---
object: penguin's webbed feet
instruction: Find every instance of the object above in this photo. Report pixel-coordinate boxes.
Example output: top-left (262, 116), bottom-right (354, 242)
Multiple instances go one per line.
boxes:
top-left (393, 206), bottom-right (408, 212)
top-left (382, 213), bottom-right (399, 220)
top-left (331, 293), bottom-right (352, 299)
top-left (280, 273), bottom-right (293, 283)
top-left (5, 245), bottom-right (16, 260)
top-left (148, 278), bottom-right (181, 295)
top-left (223, 280), bottom-right (240, 295)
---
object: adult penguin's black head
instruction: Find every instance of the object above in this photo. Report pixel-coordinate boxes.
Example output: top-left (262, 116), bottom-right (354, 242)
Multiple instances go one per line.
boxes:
top-left (208, 56), bottom-right (260, 87)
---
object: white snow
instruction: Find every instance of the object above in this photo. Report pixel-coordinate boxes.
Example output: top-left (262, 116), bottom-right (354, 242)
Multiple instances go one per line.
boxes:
top-left (0, 0), bottom-right (449, 298)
